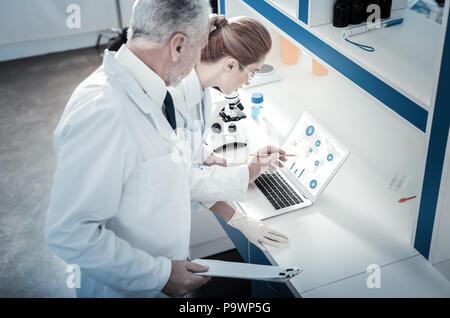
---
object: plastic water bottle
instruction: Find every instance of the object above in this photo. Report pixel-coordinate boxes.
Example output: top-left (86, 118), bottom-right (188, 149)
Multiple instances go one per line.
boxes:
top-left (251, 92), bottom-right (264, 122)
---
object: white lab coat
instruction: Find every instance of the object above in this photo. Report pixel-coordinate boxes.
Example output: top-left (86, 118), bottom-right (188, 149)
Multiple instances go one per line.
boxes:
top-left (169, 69), bottom-right (213, 166)
top-left (45, 49), bottom-right (248, 298)
top-left (170, 69), bottom-right (248, 213)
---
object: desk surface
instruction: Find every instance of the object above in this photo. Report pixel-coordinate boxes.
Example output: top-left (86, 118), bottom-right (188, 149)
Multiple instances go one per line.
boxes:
top-left (212, 94), bottom-right (419, 296)
top-left (245, 142), bottom-right (420, 295)
top-left (302, 255), bottom-right (450, 298)
top-left (209, 63), bottom-right (449, 295)
top-left (222, 115), bottom-right (450, 296)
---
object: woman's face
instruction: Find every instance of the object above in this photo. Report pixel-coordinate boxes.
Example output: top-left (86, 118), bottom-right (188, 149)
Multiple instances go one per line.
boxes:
top-left (219, 56), bottom-right (266, 95)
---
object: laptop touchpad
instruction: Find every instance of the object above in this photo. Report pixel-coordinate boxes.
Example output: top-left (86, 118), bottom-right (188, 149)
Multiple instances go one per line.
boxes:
top-left (243, 184), bottom-right (261, 202)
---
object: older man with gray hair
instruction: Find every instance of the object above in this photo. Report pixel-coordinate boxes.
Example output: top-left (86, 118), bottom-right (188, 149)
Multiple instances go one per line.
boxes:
top-left (45, 0), bottom-right (216, 298)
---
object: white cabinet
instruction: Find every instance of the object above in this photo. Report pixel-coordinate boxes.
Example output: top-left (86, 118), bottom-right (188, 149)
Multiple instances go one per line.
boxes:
top-left (189, 205), bottom-right (234, 259)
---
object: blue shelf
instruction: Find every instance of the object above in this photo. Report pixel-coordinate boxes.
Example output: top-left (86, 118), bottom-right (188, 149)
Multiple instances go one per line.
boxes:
top-left (298, 0), bottom-right (308, 24)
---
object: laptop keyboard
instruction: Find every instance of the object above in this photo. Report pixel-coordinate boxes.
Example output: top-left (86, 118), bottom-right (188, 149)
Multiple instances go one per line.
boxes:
top-left (254, 171), bottom-right (304, 210)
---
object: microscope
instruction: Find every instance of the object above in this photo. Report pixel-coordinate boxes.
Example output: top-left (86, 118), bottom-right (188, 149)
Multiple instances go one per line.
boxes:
top-left (205, 90), bottom-right (249, 153)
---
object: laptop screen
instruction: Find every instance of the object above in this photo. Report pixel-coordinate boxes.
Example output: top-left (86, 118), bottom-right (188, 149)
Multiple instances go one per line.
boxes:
top-left (282, 111), bottom-right (349, 201)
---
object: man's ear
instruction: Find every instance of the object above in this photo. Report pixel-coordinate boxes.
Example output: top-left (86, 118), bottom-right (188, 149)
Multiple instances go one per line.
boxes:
top-left (169, 33), bottom-right (187, 62)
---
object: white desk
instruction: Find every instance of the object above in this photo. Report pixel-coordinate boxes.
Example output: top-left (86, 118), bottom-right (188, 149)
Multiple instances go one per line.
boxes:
top-left (302, 255), bottom-right (450, 298)
top-left (233, 114), bottom-right (421, 297)
top-left (209, 54), bottom-right (450, 297)
top-left (223, 113), bottom-right (450, 297)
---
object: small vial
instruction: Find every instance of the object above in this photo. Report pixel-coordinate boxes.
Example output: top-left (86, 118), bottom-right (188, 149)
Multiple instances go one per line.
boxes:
top-left (251, 92), bottom-right (264, 121)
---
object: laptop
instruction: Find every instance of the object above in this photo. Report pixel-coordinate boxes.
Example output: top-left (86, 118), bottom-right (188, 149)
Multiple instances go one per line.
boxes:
top-left (238, 111), bottom-right (350, 220)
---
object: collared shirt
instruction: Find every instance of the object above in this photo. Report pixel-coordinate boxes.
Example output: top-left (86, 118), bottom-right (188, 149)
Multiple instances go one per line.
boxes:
top-left (115, 45), bottom-right (167, 116)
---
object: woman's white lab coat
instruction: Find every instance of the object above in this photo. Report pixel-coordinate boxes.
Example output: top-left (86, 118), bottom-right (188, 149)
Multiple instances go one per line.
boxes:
top-left (45, 50), bottom-right (248, 298)
top-left (169, 69), bottom-right (247, 213)
top-left (169, 69), bottom-right (214, 166)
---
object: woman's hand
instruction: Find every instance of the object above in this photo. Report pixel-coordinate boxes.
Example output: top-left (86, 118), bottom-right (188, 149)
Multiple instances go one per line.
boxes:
top-left (227, 207), bottom-right (289, 252)
top-left (247, 145), bottom-right (288, 183)
top-left (204, 153), bottom-right (228, 167)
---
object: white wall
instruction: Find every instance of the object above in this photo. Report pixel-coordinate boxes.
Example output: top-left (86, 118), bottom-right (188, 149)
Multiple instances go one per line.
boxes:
top-left (0, 0), bottom-right (134, 61)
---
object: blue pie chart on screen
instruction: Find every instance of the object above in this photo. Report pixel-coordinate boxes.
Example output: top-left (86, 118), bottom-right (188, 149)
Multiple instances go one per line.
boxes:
top-left (310, 180), bottom-right (317, 189)
top-left (306, 126), bottom-right (315, 136)
top-left (327, 154), bottom-right (334, 161)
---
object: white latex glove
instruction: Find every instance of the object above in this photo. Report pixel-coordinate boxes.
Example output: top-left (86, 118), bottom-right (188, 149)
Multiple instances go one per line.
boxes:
top-left (227, 208), bottom-right (289, 252)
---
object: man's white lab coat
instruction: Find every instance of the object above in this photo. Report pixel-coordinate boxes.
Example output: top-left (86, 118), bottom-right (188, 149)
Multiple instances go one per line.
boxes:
top-left (45, 47), bottom-right (248, 298)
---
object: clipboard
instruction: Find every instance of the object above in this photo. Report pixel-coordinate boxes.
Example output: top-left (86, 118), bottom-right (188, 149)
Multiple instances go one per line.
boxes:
top-left (192, 259), bottom-right (303, 282)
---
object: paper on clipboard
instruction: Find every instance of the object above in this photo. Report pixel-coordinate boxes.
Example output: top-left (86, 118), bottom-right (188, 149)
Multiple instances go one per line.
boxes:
top-left (192, 259), bottom-right (303, 282)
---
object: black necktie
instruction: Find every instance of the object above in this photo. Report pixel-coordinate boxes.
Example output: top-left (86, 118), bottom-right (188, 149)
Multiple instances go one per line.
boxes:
top-left (163, 91), bottom-right (176, 130)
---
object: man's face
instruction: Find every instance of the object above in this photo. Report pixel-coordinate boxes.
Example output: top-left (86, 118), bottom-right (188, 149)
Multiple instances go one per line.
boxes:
top-left (168, 30), bottom-right (209, 86)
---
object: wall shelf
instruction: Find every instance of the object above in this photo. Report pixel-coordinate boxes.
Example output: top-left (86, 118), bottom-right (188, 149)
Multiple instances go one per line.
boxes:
top-left (265, 0), bottom-right (299, 21)
top-left (310, 9), bottom-right (441, 112)
top-left (237, 0), bottom-right (444, 133)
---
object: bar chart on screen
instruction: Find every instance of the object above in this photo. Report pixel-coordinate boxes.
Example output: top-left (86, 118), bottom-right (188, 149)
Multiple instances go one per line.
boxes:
top-left (283, 112), bottom-right (348, 196)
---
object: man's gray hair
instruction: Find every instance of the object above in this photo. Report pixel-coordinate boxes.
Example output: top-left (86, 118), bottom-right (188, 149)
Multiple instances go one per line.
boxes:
top-left (128, 0), bottom-right (211, 45)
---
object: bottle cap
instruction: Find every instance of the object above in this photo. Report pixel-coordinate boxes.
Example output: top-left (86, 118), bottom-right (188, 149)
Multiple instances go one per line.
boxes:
top-left (251, 92), bottom-right (264, 104)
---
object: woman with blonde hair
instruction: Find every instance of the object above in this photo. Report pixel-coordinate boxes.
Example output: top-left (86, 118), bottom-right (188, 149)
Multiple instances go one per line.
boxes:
top-left (170, 15), bottom-right (289, 253)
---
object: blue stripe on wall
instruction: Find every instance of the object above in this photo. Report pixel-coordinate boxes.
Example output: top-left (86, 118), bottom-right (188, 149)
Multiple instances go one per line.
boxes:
top-left (219, 0), bottom-right (225, 15)
top-left (241, 0), bottom-right (428, 132)
top-left (414, 9), bottom-right (450, 259)
top-left (299, 0), bottom-right (309, 24)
